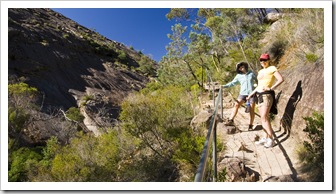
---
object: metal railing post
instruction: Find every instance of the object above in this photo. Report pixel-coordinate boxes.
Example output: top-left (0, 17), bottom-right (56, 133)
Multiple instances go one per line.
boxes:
top-left (212, 122), bottom-right (217, 182)
top-left (221, 86), bottom-right (223, 120)
top-left (212, 82), bottom-right (215, 107)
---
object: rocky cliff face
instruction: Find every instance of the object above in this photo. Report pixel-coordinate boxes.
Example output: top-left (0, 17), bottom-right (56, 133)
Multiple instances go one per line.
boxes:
top-left (8, 8), bottom-right (152, 142)
top-left (274, 61), bottom-right (324, 141)
top-left (9, 8), bottom-right (149, 109)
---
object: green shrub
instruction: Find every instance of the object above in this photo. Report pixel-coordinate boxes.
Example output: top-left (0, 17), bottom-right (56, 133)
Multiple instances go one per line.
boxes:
top-left (119, 86), bottom-right (205, 181)
top-left (8, 82), bottom-right (38, 134)
top-left (8, 107), bottom-right (29, 133)
top-left (80, 95), bottom-right (94, 106)
top-left (49, 131), bottom-right (121, 181)
top-left (138, 55), bottom-right (156, 76)
top-left (8, 82), bottom-right (38, 97)
top-left (171, 128), bottom-right (205, 165)
top-left (306, 53), bottom-right (318, 63)
top-left (190, 83), bottom-right (201, 98)
top-left (267, 39), bottom-right (288, 63)
top-left (118, 50), bottom-right (127, 62)
top-left (297, 111), bottom-right (324, 181)
top-left (140, 81), bottom-right (163, 94)
top-left (66, 107), bottom-right (84, 122)
top-left (217, 167), bottom-right (227, 182)
top-left (9, 147), bottom-right (42, 182)
top-left (42, 136), bottom-right (60, 162)
top-left (120, 86), bottom-right (195, 156)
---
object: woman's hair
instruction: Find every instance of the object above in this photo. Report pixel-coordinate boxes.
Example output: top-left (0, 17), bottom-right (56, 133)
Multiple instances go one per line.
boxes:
top-left (236, 62), bottom-right (249, 74)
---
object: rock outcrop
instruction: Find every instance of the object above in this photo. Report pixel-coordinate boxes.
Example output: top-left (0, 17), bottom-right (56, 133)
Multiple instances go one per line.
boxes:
top-left (8, 8), bottom-right (153, 143)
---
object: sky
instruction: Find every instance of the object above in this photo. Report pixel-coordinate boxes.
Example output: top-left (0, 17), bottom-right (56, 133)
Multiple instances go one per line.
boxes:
top-left (52, 8), bottom-right (176, 62)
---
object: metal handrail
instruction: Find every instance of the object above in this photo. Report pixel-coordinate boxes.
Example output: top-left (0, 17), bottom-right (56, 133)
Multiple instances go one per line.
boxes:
top-left (194, 86), bottom-right (223, 182)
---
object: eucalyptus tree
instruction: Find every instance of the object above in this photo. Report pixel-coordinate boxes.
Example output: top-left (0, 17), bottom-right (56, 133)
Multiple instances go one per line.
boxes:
top-left (198, 8), bottom-right (270, 73)
top-left (162, 8), bottom-right (274, 85)
top-left (158, 23), bottom-right (195, 88)
top-left (198, 9), bottom-right (229, 70)
top-left (185, 31), bottom-right (212, 87)
top-left (164, 9), bottom-right (217, 87)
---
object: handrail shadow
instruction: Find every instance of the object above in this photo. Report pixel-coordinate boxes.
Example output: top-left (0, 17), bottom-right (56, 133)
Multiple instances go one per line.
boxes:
top-left (273, 136), bottom-right (299, 181)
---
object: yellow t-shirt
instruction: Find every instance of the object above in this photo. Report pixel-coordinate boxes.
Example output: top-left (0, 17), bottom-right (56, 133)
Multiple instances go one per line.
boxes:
top-left (256, 66), bottom-right (277, 92)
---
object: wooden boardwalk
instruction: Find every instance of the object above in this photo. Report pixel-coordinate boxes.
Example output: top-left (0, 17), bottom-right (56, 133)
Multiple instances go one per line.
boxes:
top-left (216, 100), bottom-right (302, 182)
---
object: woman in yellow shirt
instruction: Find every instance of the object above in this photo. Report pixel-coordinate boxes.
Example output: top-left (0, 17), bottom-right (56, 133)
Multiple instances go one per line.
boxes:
top-left (247, 53), bottom-right (284, 148)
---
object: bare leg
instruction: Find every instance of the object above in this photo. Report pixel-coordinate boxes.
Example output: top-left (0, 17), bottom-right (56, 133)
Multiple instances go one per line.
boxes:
top-left (258, 102), bottom-right (273, 139)
top-left (229, 99), bottom-right (244, 120)
top-left (249, 102), bottom-right (256, 125)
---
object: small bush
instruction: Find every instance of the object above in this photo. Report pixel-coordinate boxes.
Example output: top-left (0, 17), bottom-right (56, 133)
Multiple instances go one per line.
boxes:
top-left (217, 167), bottom-right (227, 182)
top-left (80, 95), bottom-right (94, 106)
top-left (9, 147), bottom-right (42, 182)
top-left (66, 107), bottom-right (84, 122)
top-left (140, 81), bottom-right (163, 94)
top-left (268, 39), bottom-right (288, 62)
top-left (138, 55), bottom-right (156, 76)
top-left (8, 107), bottom-right (29, 133)
top-left (305, 53), bottom-right (318, 63)
top-left (297, 111), bottom-right (324, 181)
top-left (8, 82), bottom-right (38, 97)
top-left (190, 84), bottom-right (201, 97)
top-left (118, 50), bottom-right (127, 61)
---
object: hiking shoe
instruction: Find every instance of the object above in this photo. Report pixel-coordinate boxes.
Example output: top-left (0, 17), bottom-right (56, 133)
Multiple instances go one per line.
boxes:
top-left (248, 124), bottom-right (254, 131)
top-left (224, 119), bottom-right (234, 126)
top-left (264, 138), bottom-right (274, 148)
top-left (255, 137), bottom-right (267, 145)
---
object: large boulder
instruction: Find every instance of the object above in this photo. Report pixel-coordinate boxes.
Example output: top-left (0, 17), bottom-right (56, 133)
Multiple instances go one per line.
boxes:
top-left (218, 157), bottom-right (260, 182)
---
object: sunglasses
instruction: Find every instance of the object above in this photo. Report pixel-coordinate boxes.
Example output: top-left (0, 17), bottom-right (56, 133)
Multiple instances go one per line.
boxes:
top-left (260, 59), bottom-right (268, 62)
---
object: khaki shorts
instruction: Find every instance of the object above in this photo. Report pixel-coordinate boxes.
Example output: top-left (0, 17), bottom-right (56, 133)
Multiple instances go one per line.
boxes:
top-left (257, 94), bottom-right (273, 108)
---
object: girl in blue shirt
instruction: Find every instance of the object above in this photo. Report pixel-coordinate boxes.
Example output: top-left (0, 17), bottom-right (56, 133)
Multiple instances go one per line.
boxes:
top-left (223, 62), bottom-right (257, 130)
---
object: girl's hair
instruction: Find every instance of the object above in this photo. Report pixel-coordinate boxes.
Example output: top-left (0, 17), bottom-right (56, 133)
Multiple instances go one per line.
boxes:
top-left (236, 62), bottom-right (249, 74)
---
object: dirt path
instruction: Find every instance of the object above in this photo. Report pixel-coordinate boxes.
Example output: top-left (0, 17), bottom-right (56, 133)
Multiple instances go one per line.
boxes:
top-left (216, 98), bottom-right (302, 182)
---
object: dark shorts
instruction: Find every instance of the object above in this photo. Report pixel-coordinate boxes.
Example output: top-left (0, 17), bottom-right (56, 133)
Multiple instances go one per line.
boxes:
top-left (238, 95), bottom-right (255, 103)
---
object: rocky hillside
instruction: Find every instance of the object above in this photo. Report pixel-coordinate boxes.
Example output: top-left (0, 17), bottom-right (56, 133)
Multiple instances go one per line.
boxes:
top-left (8, 8), bottom-right (154, 141)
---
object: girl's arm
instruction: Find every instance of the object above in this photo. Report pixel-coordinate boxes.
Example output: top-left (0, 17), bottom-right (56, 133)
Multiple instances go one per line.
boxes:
top-left (223, 76), bottom-right (239, 88)
top-left (270, 71), bottom-right (284, 90)
top-left (247, 88), bottom-right (258, 100)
